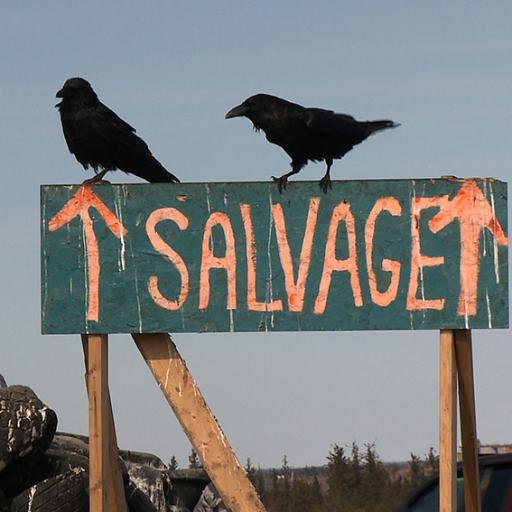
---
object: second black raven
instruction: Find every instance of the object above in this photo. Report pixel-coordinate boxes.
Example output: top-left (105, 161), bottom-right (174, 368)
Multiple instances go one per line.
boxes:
top-left (226, 93), bottom-right (399, 192)
top-left (56, 77), bottom-right (179, 184)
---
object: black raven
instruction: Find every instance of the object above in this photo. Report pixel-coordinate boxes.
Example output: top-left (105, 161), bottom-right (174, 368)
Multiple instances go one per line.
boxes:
top-left (226, 93), bottom-right (399, 192)
top-left (56, 77), bottom-right (179, 184)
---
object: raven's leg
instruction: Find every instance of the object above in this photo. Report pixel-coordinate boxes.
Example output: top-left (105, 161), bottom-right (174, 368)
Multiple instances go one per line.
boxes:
top-left (319, 159), bottom-right (333, 193)
top-left (271, 160), bottom-right (305, 193)
top-left (83, 168), bottom-right (112, 185)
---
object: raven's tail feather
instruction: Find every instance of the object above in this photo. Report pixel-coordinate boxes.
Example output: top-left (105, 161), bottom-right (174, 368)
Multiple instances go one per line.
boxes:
top-left (146, 164), bottom-right (180, 183)
top-left (365, 120), bottom-right (400, 136)
top-left (130, 158), bottom-right (180, 183)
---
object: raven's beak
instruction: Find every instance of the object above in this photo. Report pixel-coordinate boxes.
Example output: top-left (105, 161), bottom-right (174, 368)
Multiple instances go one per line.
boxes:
top-left (225, 104), bottom-right (247, 119)
top-left (56, 88), bottom-right (64, 98)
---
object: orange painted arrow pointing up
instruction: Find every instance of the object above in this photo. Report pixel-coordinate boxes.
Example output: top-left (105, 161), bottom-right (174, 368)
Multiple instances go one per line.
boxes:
top-left (49, 185), bottom-right (128, 323)
top-left (429, 181), bottom-right (508, 318)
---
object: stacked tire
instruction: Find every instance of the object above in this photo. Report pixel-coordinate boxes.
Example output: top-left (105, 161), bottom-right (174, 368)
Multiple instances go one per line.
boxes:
top-left (0, 384), bottom-right (210, 512)
top-left (0, 385), bottom-right (88, 511)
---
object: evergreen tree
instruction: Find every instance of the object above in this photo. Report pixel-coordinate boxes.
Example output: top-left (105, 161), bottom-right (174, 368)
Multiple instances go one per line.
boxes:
top-left (188, 449), bottom-right (203, 468)
top-left (408, 452), bottom-right (424, 491)
top-left (361, 443), bottom-right (391, 511)
top-left (281, 455), bottom-right (291, 501)
top-left (255, 466), bottom-right (267, 504)
top-left (267, 468), bottom-right (281, 511)
top-left (245, 458), bottom-right (256, 483)
top-left (426, 446), bottom-right (439, 476)
top-left (325, 443), bottom-right (350, 512)
top-left (289, 479), bottom-right (317, 512)
top-left (326, 443), bottom-right (348, 489)
top-left (311, 475), bottom-right (323, 506)
top-left (169, 455), bottom-right (178, 470)
top-left (347, 441), bottom-right (363, 502)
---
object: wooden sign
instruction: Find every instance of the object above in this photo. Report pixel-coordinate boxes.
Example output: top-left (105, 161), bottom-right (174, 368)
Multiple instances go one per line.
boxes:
top-left (41, 179), bottom-right (508, 334)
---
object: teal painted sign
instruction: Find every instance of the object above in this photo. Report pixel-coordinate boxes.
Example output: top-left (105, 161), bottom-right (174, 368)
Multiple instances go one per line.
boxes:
top-left (41, 179), bottom-right (508, 334)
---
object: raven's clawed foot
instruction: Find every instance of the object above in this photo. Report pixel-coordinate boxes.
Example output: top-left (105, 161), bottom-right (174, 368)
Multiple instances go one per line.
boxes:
top-left (82, 177), bottom-right (111, 186)
top-left (82, 169), bottom-right (112, 186)
top-left (271, 175), bottom-right (288, 193)
top-left (319, 175), bottom-right (332, 194)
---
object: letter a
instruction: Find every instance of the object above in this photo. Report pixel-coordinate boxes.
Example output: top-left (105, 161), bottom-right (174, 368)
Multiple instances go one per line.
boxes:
top-left (314, 201), bottom-right (363, 314)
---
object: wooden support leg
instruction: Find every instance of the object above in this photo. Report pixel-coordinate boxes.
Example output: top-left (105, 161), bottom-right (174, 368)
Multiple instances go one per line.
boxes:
top-left (439, 330), bottom-right (457, 512)
top-left (82, 335), bottom-right (129, 512)
top-left (83, 334), bottom-right (109, 512)
top-left (105, 397), bottom-right (129, 512)
top-left (454, 329), bottom-right (481, 512)
top-left (133, 333), bottom-right (266, 512)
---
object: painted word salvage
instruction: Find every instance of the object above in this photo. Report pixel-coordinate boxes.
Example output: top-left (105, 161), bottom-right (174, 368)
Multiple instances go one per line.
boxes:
top-left (41, 179), bottom-right (508, 334)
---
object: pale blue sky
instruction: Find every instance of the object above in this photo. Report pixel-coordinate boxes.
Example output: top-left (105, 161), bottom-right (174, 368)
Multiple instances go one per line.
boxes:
top-left (1, 2), bottom-right (511, 468)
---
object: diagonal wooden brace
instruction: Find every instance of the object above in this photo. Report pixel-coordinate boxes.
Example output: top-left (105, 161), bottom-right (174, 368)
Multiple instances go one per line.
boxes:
top-left (454, 329), bottom-right (481, 512)
top-left (133, 333), bottom-right (266, 512)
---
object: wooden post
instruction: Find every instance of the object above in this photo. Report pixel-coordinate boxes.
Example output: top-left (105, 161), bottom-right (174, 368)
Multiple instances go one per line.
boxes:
top-left (105, 397), bottom-right (128, 512)
top-left (82, 336), bottom-right (128, 512)
top-left (133, 333), bottom-right (267, 512)
top-left (439, 330), bottom-right (457, 512)
top-left (83, 334), bottom-right (110, 512)
top-left (454, 329), bottom-right (481, 512)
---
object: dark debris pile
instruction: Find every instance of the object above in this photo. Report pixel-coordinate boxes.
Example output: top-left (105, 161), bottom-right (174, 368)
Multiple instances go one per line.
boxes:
top-left (0, 382), bottom-right (212, 512)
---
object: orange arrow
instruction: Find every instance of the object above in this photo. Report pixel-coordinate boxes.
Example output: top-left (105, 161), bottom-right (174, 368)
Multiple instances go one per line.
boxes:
top-left (429, 181), bottom-right (508, 318)
top-left (49, 185), bottom-right (128, 322)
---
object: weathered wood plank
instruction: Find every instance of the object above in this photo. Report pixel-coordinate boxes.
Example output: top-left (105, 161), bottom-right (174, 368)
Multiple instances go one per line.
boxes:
top-left (82, 335), bottom-right (128, 512)
top-left (41, 179), bottom-right (508, 333)
top-left (133, 333), bottom-right (266, 512)
top-left (455, 329), bottom-right (481, 512)
top-left (439, 330), bottom-right (457, 512)
top-left (84, 334), bottom-right (109, 512)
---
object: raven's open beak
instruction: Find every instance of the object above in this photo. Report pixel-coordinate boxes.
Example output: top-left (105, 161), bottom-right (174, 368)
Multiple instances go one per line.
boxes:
top-left (56, 88), bottom-right (64, 98)
top-left (225, 104), bottom-right (247, 119)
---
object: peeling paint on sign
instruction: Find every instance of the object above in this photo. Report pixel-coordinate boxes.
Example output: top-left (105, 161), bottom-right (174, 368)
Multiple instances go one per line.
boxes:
top-left (41, 179), bottom-right (508, 334)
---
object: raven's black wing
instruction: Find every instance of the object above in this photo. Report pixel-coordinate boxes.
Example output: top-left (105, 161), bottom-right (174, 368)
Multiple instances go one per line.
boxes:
top-left (303, 108), bottom-right (365, 136)
top-left (304, 107), bottom-right (399, 140)
top-left (88, 103), bottom-right (150, 158)
top-left (85, 102), bottom-right (179, 183)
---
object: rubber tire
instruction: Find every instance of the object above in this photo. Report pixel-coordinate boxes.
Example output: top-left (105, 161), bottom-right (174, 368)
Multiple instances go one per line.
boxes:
top-left (10, 470), bottom-right (88, 512)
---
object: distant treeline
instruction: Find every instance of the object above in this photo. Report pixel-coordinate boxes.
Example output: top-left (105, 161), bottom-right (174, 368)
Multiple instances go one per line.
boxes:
top-left (174, 442), bottom-right (439, 512)
top-left (244, 442), bottom-right (439, 512)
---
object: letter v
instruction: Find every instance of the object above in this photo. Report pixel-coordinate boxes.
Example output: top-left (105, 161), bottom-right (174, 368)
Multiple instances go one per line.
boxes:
top-left (272, 198), bottom-right (320, 312)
